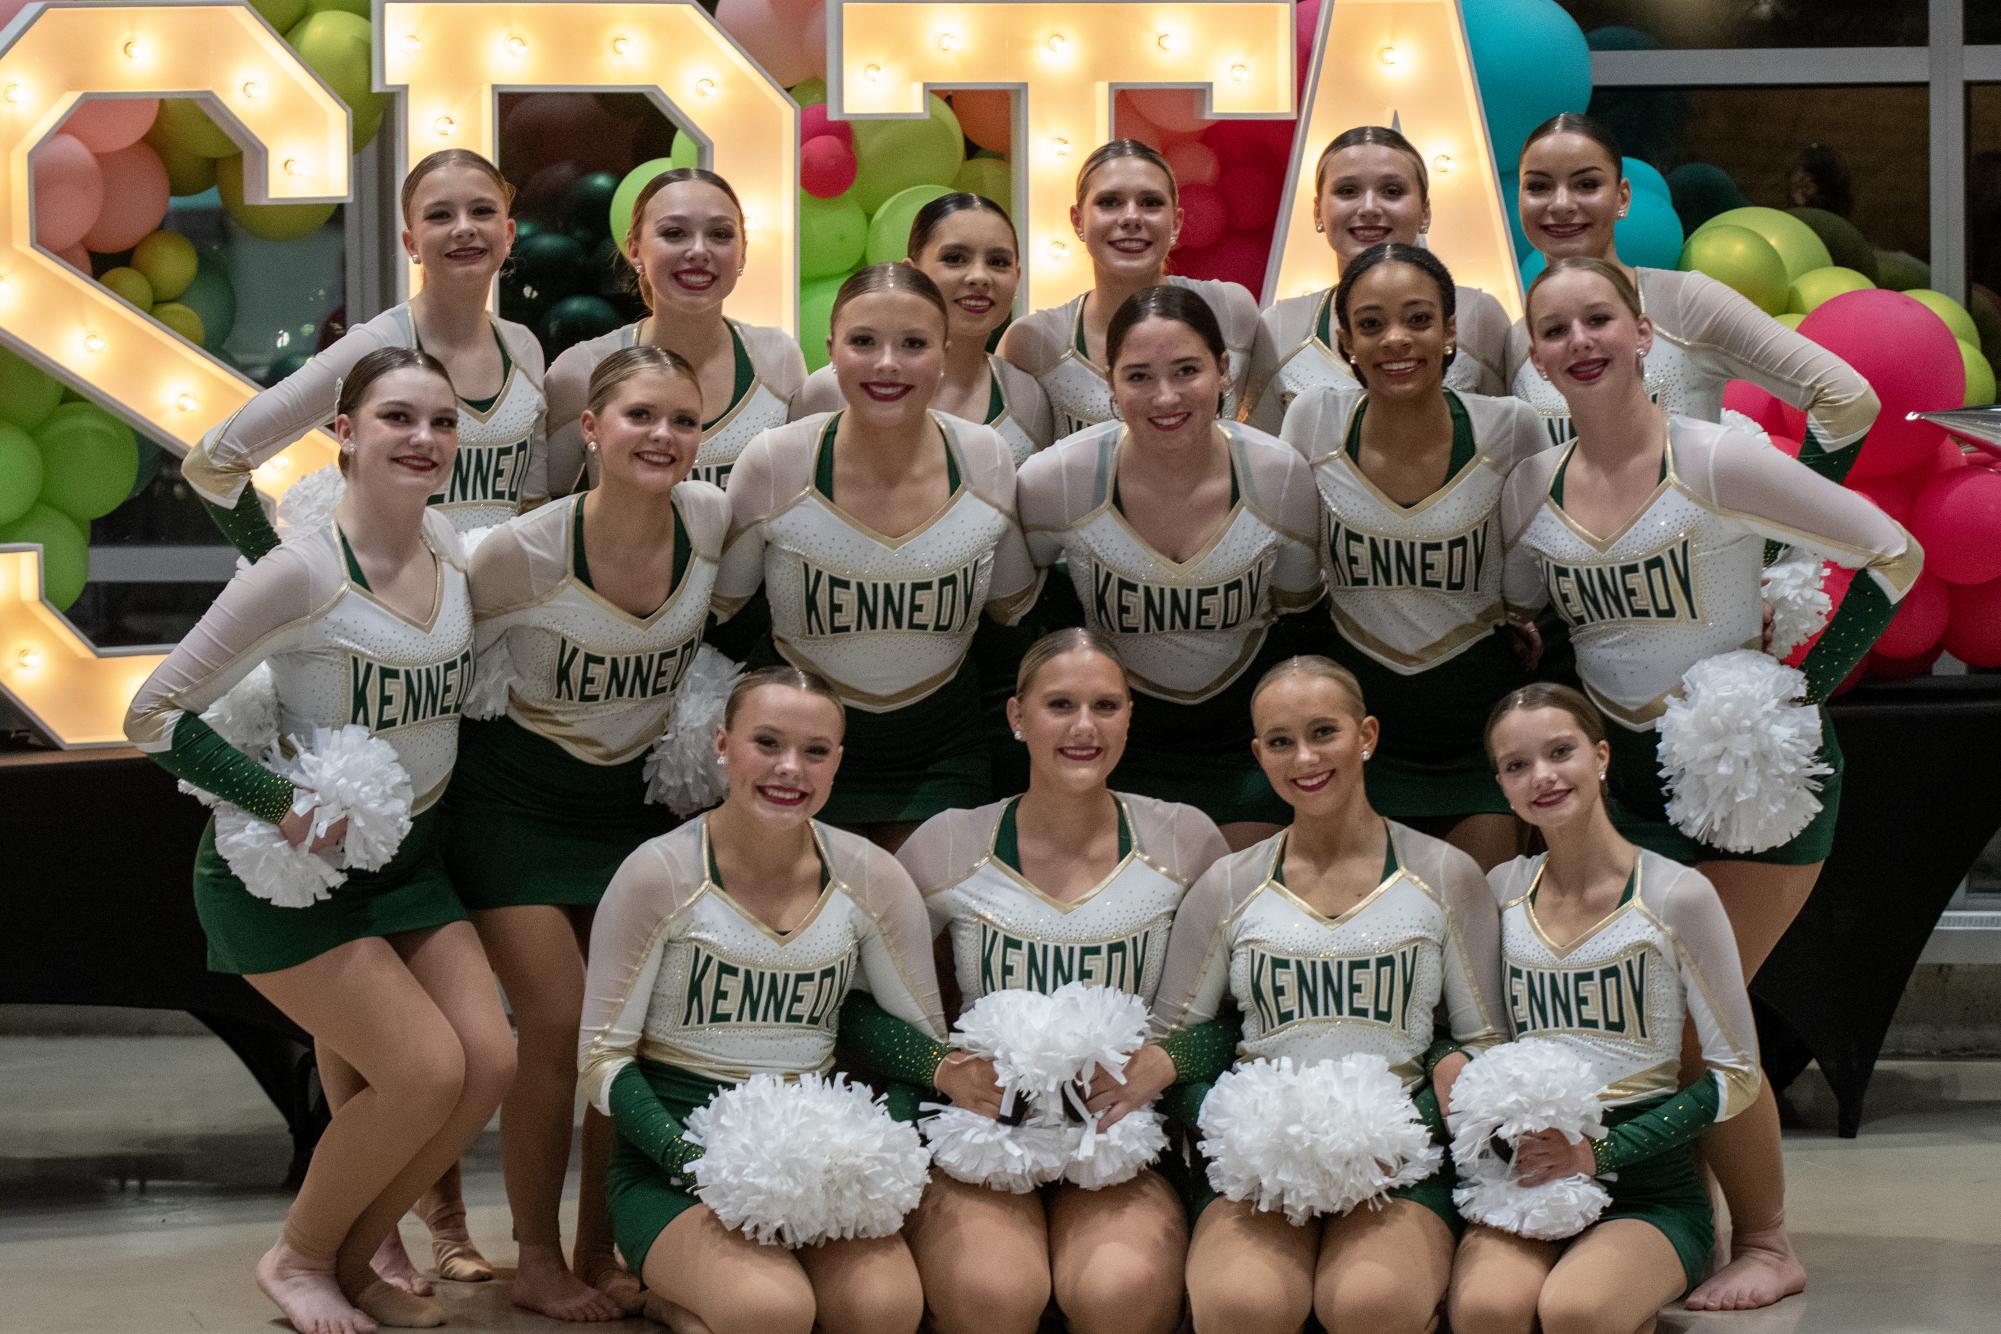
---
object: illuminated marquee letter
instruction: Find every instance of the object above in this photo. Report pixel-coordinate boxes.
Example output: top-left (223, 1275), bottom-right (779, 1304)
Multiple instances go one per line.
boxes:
top-left (379, 0), bottom-right (799, 330)
top-left (1267, 0), bottom-right (1520, 316)
top-left (833, 1), bottom-right (1294, 312)
top-left (0, 2), bottom-right (350, 746)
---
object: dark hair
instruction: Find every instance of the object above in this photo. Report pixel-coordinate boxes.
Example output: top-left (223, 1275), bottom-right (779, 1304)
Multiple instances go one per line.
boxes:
top-left (829, 262), bottom-right (950, 335)
top-left (1314, 125), bottom-right (1428, 202)
top-left (623, 168), bottom-right (744, 311)
top-left (1334, 243), bottom-right (1459, 376)
top-left (1104, 284), bottom-right (1226, 371)
top-left (1483, 682), bottom-right (1607, 765)
top-left (1075, 138), bottom-right (1177, 204)
top-left (1519, 112), bottom-right (1623, 174)
top-left (908, 191), bottom-right (1017, 258)
top-left (1789, 142), bottom-right (1853, 218)
top-left (585, 345), bottom-right (699, 418)
top-left (1014, 628), bottom-right (1128, 696)
top-left (335, 347), bottom-right (452, 473)
top-left (400, 149), bottom-right (514, 221)
top-left (723, 665), bottom-right (846, 736)
top-left (1525, 255), bottom-right (1643, 325)
top-left (1250, 655), bottom-right (1367, 721)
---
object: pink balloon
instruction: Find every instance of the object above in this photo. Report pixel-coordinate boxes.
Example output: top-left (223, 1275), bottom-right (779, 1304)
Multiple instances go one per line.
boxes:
top-left (1783, 562), bottom-right (1856, 668)
top-left (799, 134), bottom-right (857, 198)
top-left (1118, 103), bottom-right (1169, 152)
top-left (1866, 645), bottom-right (1941, 680)
top-left (81, 141), bottom-right (170, 253)
top-left (1177, 232), bottom-right (1267, 299)
top-left (1223, 164), bottom-right (1281, 233)
top-left (56, 242), bottom-right (90, 272)
top-left (1175, 183), bottom-right (1226, 251)
top-left (32, 133), bottom-right (104, 252)
top-left (801, 4), bottom-right (828, 78)
top-left (1722, 381), bottom-right (1794, 438)
top-left (1936, 437), bottom-right (1969, 473)
top-left (1296, 0), bottom-right (1322, 51)
top-left (1200, 121), bottom-right (1283, 180)
top-left (1875, 570), bottom-right (1949, 660)
top-left (1769, 434), bottom-right (1802, 460)
top-left (1128, 88), bottom-right (1207, 135)
top-left (1851, 467), bottom-right (1924, 523)
top-left (716, 0), bottom-right (812, 87)
top-left (801, 103), bottom-right (853, 149)
top-left (950, 90), bottom-right (1009, 154)
top-left (1909, 466), bottom-right (2001, 585)
top-left (64, 97), bottom-right (160, 155)
top-left (1164, 141), bottom-right (1220, 187)
top-left (1798, 290), bottom-right (1966, 480)
top-left (1945, 576), bottom-right (2001, 667)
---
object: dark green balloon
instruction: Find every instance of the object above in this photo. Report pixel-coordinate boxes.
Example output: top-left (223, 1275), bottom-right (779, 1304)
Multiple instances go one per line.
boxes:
top-left (1667, 162), bottom-right (1749, 236)
top-left (514, 216), bottom-right (544, 243)
top-left (538, 295), bottom-right (625, 356)
top-left (1788, 208), bottom-right (1879, 285)
top-left (129, 437), bottom-right (164, 498)
top-left (562, 172), bottom-right (623, 243)
top-left (177, 258), bottom-right (239, 350)
top-left (261, 351), bottom-right (312, 387)
top-left (509, 231), bottom-right (594, 301)
top-left (1875, 249), bottom-right (1931, 293)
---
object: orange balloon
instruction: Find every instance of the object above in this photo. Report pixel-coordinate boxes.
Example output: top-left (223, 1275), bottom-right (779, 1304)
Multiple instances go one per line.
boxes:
top-left (951, 89), bottom-right (1011, 154)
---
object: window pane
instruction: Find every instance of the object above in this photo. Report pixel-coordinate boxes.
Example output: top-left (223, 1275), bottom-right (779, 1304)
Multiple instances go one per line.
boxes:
top-left (1561, 1), bottom-right (1924, 49)
top-left (1970, 86), bottom-right (2001, 359)
top-left (1971, 3), bottom-right (2001, 44)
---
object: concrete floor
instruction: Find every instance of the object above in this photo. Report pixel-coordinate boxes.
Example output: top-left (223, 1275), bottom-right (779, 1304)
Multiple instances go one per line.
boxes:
top-left (2, 1038), bottom-right (1996, 1334)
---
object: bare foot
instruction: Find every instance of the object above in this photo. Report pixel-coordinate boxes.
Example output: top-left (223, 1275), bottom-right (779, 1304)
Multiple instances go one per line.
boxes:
top-left (351, 1278), bottom-right (447, 1328)
top-left (1684, 1225), bottom-right (1807, 1311)
top-left (574, 1245), bottom-right (646, 1315)
top-left (512, 1242), bottom-right (623, 1322)
top-left (257, 1241), bottom-right (379, 1334)
top-left (369, 1229), bottom-right (433, 1297)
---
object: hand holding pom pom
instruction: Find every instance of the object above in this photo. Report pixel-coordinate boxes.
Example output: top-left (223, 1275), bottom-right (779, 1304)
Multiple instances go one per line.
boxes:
top-left (1447, 1038), bottom-right (1612, 1241)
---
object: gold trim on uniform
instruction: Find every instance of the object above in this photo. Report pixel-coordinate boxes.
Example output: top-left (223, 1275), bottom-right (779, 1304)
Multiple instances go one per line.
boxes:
top-left (1329, 599), bottom-right (1503, 673)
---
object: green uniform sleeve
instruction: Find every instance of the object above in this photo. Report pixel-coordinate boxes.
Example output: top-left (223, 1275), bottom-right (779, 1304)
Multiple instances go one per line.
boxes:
top-left (606, 1064), bottom-right (703, 1186)
top-left (1592, 1076), bottom-right (1722, 1175)
top-left (1421, 1036), bottom-right (1467, 1079)
top-left (838, 991), bottom-right (951, 1090)
top-left (199, 486), bottom-right (281, 563)
top-left (154, 713), bottom-right (295, 823)
top-left (1157, 1078), bottom-right (1213, 1135)
top-left (1158, 1008), bottom-right (1241, 1085)
top-left (1797, 572), bottom-right (1897, 703)
top-left (703, 589), bottom-right (772, 664)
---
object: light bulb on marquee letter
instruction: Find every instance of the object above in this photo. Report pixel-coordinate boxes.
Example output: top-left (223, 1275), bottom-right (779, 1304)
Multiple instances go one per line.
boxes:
top-left (381, 1), bottom-right (798, 331)
top-left (1266, 0), bottom-right (1521, 318)
top-left (832, 2), bottom-right (1294, 313)
top-left (0, 3), bottom-right (349, 747)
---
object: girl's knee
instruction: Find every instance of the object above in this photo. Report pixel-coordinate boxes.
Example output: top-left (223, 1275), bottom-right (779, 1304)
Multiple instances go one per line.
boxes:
top-left (1187, 1276), bottom-right (1306, 1334)
top-left (817, 1270), bottom-right (923, 1334)
top-left (1538, 1280), bottom-right (1642, 1334)
top-left (925, 1264), bottom-right (1050, 1334)
top-left (1446, 1280), bottom-right (1540, 1334)
top-left (707, 1281), bottom-right (815, 1334)
top-left (1058, 1259), bottom-right (1183, 1334)
top-left (1317, 1268), bottom-right (1440, 1334)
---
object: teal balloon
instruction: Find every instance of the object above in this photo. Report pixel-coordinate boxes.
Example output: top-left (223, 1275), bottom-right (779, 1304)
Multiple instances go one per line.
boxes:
top-left (129, 437), bottom-right (164, 498)
top-left (512, 231), bottom-right (592, 298)
top-left (799, 272), bottom-right (849, 372)
top-left (562, 171), bottom-right (621, 242)
top-left (800, 193), bottom-right (867, 279)
top-left (0, 422), bottom-right (43, 525)
top-left (34, 402), bottom-right (139, 521)
top-left (538, 295), bottom-right (624, 351)
top-left (262, 351), bottom-right (311, 387)
top-left (1623, 157), bottom-right (1669, 201)
top-left (865, 185), bottom-right (952, 266)
top-left (0, 503), bottom-right (89, 610)
top-left (1613, 190), bottom-right (1684, 270)
top-left (176, 258), bottom-right (238, 350)
top-left (1463, 0), bottom-right (1593, 166)
top-left (1502, 177), bottom-right (1531, 265)
top-left (850, 94), bottom-right (964, 215)
top-left (1520, 248), bottom-right (1547, 290)
top-left (0, 345), bottom-right (62, 431)
top-left (1787, 207), bottom-right (1880, 285)
top-left (1666, 162), bottom-right (1749, 234)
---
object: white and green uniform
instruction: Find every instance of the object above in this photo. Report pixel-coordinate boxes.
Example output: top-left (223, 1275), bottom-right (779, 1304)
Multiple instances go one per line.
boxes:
top-left (794, 354), bottom-right (1055, 466)
top-left (1279, 385), bottom-right (1546, 818)
top-left (577, 815), bottom-right (948, 1266)
top-left (125, 510), bottom-right (474, 974)
top-left (544, 317), bottom-right (807, 494)
top-left (184, 306), bottom-right (546, 556)
top-left (1247, 282), bottom-right (1512, 432)
top-left (443, 483), bottom-right (730, 908)
top-left (1488, 850), bottom-right (1761, 1288)
top-left (1507, 267), bottom-right (1878, 480)
top-left (999, 275), bottom-right (1264, 437)
top-left (1015, 420), bottom-right (1324, 823)
top-left (717, 412), bottom-right (1039, 825)
top-left (1501, 415), bottom-right (1922, 863)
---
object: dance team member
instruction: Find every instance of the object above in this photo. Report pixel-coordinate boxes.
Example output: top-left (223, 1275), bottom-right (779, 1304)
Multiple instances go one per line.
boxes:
top-left (545, 168), bottom-right (807, 494)
top-left (1278, 244), bottom-right (1545, 870)
top-left (127, 349), bottom-right (514, 1334)
top-left (1150, 657), bottom-right (1505, 1334)
top-left (188, 151), bottom-right (544, 559)
top-left (439, 346), bottom-right (729, 1321)
top-left (1016, 285), bottom-right (1322, 848)
top-left (1449, 685), bottom-right (1762, 1334)
top-left (1000, 140), bottom-right (1263, 436)
top-left (717, 264), bottom-right (1038, 846)
top-left (1249, 125), bottom-right (1512, 430)
top-left (1509, 113), bottom-right (1876, 475)
top-left (870, 629), bottom-right (1227, 1334)
top-left (1503, 256), bottom-right (1921, 1310)
top-left (574, 667), bottom-right (946, 1334)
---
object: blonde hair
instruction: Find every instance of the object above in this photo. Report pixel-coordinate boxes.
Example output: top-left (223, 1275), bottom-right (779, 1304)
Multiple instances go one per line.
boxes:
top-left (1250, 655), bottom-right (1368, 721)
top-left (622, 167), bottom-right (743, 312)
top-left (723, 666), bottom-right (846, 736)
top-left (1482, 682), bottom-right (1608, 765)
top-left (1013, 628), bottom-right (1129, 696)
top-left (584, 345), bottom-right (698, 418)
top-left (1076, 138), bottom-right (1177, 204)
top-left (1526, 255), bottom-right (1643, 324)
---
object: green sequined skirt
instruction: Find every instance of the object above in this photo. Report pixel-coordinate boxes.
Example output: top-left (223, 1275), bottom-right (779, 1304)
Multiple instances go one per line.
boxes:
top-left (1606, 712), bottom-right (1843, 866)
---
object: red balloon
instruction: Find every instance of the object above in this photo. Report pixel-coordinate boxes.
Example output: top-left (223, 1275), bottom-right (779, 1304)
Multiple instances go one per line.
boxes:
top-left (1908, 466), bottom-right (2001, 585)
top-left (799, 134), bottom-right (857, 199)
top-left (1722, 381), bottom-right (1793, 439)
top-left (801, 102), bottom-right (853, 149)
top-left (31, 133), bottom-right (103, 252)
top-left (1866, 645), bottom-right (1942, 680)
top-left (1116, 99), bottom-right (1169, 152)
top-left (1798, 290), bottom-right (1966, 479)
top-left (1200, 122), bottom-right (1281, 179)
top-left (1850, 466), bottom-right (1925, 523)
top-left (1176, 232), bottom-right (1267, 299)
top-left (500, 94), bottom-right (636, 178)
top-left (1769, 434), bottom-right (1802, 460)
top-left (1874, 570), bottom-right (1949, 660)
top-left (82, 141), bottom-right (170, 253)
top-left (1936, 437), bottom-right (1969, 473)
top-left (1223, 165), bottom-right (1282, 233)
top-left (64, 97), bottom-right (160, 154)
top-left (1164, 141), bottom-right (1220, 188)
top-left (1128, 88), bottom-right (1207, 135)
top-left (1175, 183), bottom-right (1226, 251)
top-left (1944, 575), bottom-right (2001, 667)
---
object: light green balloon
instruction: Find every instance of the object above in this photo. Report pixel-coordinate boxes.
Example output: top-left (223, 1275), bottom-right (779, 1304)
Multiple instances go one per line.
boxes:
top-left (250, 0), bottom-right (308, 31)
top-left (306, 0), bottom-right (370, 15)
top-left (799, 272), bottom-right (850, 372)
top-left (608, 150), bottom-right (695, 248)
top-left (217, 154), bottom-right (337, 241)
top-left (865, 184), bottom-right (952, 266)
top-left (0, 504), bottom-right (89, 610)
top-left (1678, 225), bottom-right (1788, 315)
top-left (99, 267), bottom-right (154, 311)
top-left (1776, 312), bottom-right (1806, 331)
top-left (801, 193), bottom-right (867, 279)
top-left (145, 119), bottom-right (220, 195)
top-left (0, 346), bottom-right (62, 431)
top-left (287, 11), bottom-right (387, 124)
top-left (952, 157), bottom-right (1012, 218)
top-left (153, 302), bottom-right (207, 348)
top-left (132, 231), bottom-right (198, 301)
top-left (1697, 206), bottom-right (1831, 282)
top-left (850, 94), bottom-right (964, 215)
top-left (33, 402), bottom-right (139, 522)
top-left (0, 422), bottom-right (43, 526)
top-left (1964, 341), bottom-right (1996, 408)
top-left (1785, 265), bottom-right (1874, 316)
top-left (791, 78), bottom-right (828, 108)
top-left (1904, 289), bottom-right (1979, 347)
top-left (155, 98), bottom-right (238, 159)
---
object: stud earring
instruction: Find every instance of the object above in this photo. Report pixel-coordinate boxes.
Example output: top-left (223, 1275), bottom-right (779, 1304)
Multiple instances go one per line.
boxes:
top-left (1313, 221), bottom-right (1325, 233)
top-left (1012, 729), bottom-right (1023, 741)
top-left (1362, 749), bottom-right (1372, 759)
top-left (1617, 207), bottom-right (1628, 219)
top-left (1445, 342), bottom-right (1456, 356)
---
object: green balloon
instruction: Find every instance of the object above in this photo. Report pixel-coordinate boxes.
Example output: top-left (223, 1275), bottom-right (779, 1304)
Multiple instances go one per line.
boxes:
top-left (152, 302), bottom-right (207, 347)
top-left (610, 157), bottom-right (674, 247)
top-left (799, 272), bottom-right (849, 372)
top-left (1776, 312), bottom-right (1806, 331)
top-left (1696, 206), bottom-right (1831, 282)
top-left (0, 345), bottom-right (63, 431)
top-left (176, 258), bottom-right (238, 350)
top-left (791, 78), bottom-right (828, 108)
top-left (952, 157), bottom-right (1012, 218)
top-left (155, 98), bottom-right (239, 159)
top-left (1969, 286), bottom-right (2001, 359)
top-left (563, 171), bottom-right (621, 241)
top-left (1678, 225), bottom-right (1788, 315)
top-left (217, 154), bottom-right (337, 241)
top-left (306, 0), bottom-right (370, 15)
top-left (538, 295), bottom-right (625, 351)
top-left (286, 12), bottom-right (387, 124)
top-left (250, 0), bottom-right (309, 32)
top-left (1786, 207), bottom-right (1878, 285)
top-left (262, 352), bottom-right (312, 387)
top-left (800, 193), bottom-right (867, 279)
top-left (34, 402), bottom-right (139, 521)
top-left (512, 231), bottom-right (592, 297)
top-left (0, 422), bottom-right (43, 526)
top-left (145, 119), bottom-right (219, 196)
top-left (1785, 265), bottom-right (1874, 316)
top-left (850, 94), bottom-right (964, 215)
top-left (865, 184), bottom-right (952, 266)
top-left (100, 267), bottom-right (154, 311)
top-left (132, 231), bottom-right (198, 300)
top-left (1903, 289), bottom-right (1979, 346)
top-left (1874, 249), bottom-right (1931, 293)
top-left (0, 504), bottom-right (89, 610)
top-left (1964, 341), bottom-right (1997, 408)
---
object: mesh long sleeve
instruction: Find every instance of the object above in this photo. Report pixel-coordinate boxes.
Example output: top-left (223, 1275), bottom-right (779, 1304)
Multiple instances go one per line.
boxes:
top-left (606, 1064), bottom-right (703, 1185)
top-left (1594, 1075), bottom-right (1721, 1174)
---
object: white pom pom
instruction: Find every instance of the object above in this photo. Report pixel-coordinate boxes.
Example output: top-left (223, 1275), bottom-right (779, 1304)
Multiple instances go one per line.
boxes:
top-left (213, 802), bottom-right (344, 908)
top-left (287, 725), bottom-right (413, 872)
top-left (920, 1106), bottom-right (1077, 1193)
top-left (457, 523), bottom-right (499, 559)
top-left (685, 1073), bottom-right (931, 1247)
top-left (1720, 408), bottom-right (1773, 449)
top-left (1199, 1055), bottom-right (1442, 1224)
top-left (643, 647), bottom-right (743, 815)
top-left (459, 642), bottom-right (518, 721)
top-left (178, 665), bottom-right (280, 806)
top-left (1066, 1109), bottom-right (1169, 1190)
top-left (1760, 549), bottom-right (1834, 659)
top-left (1657, 650), bottom-right (1832, 853)
top-left (1447, 1039), bottom-right (1612, 1240)
top-left (275, 465), bottom-right (345, 538)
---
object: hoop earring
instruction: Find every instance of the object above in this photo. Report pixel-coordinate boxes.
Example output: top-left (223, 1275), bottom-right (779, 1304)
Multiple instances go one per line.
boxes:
top-left (1109, 400), bottom-right (1123, 421)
